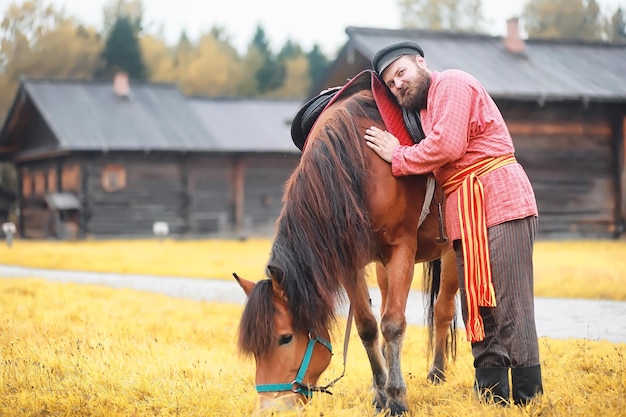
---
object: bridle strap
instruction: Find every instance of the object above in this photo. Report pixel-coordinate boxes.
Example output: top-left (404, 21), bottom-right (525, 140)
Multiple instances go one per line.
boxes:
top-left (317, 305), bottom-right (353, 393)
top-left (255, 305), bottom-right (354, 398)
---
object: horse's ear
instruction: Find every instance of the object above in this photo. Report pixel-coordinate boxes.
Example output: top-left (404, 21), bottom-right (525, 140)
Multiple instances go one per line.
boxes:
top-left (233, 273), bottom-right (256, 297)
top-left (267, 265), bottom-right (287, 303)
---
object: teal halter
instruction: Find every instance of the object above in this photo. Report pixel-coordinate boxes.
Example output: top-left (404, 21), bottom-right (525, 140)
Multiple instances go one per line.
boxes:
top-left (255, 331), bottom-right (333, 398)
top-left (254, 308), bottom-right (353, 399)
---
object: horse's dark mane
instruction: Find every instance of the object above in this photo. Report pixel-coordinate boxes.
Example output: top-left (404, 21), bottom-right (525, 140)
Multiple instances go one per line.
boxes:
top-left (269, 89), bottom-right (384, 337)
top-left (237, 89), bottom-right (384, 358)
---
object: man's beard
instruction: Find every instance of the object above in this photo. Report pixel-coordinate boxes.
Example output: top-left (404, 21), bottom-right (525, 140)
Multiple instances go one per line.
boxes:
top-left (398, 73), bottom-right (431, 111)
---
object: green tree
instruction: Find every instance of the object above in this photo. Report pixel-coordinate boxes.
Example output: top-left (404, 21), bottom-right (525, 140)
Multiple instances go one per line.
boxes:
top-left (523, 0), bottom-right (605, 40)
top-left (249, 25), bottom-right (285, 94)
top-left (264, 55), bottom-right (310, 99)
top-left (306, 44), bottom-right (330, 89)
top-left (264, 40), bottom-right (310, 99)
top-left (102, 0), bottom-right (144, 34)
top-left (277, 39), bottom-right (302, 60)
top-left (398, 0), bottom-right (486, 32)
top-left (99, 16), bottom-right (147, 80)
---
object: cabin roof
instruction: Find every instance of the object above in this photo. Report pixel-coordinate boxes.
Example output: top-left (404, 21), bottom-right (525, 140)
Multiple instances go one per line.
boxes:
top-left (0, 78), bottom-right (303, 157)
top-left (318, 26), bottom-right (626, 102)
top-left (17, 78), bottom-right (213, 151)
top-left (188, 97), bottom-right (301, 154)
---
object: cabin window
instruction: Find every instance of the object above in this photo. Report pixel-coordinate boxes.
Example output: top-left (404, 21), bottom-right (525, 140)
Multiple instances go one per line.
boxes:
top-left (102, 164), bottom-right (127, 192)
top-left (62, 165), bottom-right (81, 192)
top-left (47, 168), bottom-right (57, 193)
top-left (22, 171), bottom-right (32, 197)
top-left (33, 171), bottom-right (45, 195)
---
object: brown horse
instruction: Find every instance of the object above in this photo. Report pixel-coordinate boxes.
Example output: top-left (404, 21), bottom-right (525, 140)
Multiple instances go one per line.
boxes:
top-left (235, 72), bottom-right (458, 415)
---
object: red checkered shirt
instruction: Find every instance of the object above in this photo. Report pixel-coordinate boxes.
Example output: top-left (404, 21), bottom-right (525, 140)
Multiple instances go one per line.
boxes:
top-left (391, 70), bottom-right (538, 241)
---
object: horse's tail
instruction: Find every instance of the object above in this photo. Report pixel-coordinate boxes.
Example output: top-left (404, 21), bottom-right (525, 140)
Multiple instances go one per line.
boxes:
top-left (423, 258), bottom-right (458, 362)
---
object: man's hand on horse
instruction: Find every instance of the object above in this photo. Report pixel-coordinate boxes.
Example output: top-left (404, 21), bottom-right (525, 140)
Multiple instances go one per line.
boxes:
top-left (364, 126), bottom-right (400, 163)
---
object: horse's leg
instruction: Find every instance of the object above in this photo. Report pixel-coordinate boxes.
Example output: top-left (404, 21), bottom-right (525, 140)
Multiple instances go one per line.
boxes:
top-left (343, 267), bottom-right (388, 409)
top-left (380, 245), bottom-right (415, 415)
top-left (375, 262), bottom-right (389, 315)
top-left (375, 262), bottom-right (389, 362)
top-left (428, 249), bottom-right (459, 383)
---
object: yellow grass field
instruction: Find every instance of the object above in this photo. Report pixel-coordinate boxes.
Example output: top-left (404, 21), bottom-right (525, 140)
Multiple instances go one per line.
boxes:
top-left (1, 238), bottom-right (625, 300)
top-left (0, 238), bottom-right (625, 416)
top-left (0, 278), bottom-right (624, 417)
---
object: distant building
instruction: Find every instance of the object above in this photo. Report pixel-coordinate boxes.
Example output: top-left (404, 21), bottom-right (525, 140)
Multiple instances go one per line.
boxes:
top-left (0, 72), bottom-right (301, 239)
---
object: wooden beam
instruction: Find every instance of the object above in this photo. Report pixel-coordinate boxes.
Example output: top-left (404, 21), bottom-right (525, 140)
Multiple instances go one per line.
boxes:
top-left (181, 155), bottom-right (191, 235)
top-left (0, 145), bottom-right (18, 153)
top-left (231, 158), bottom-right (245, 232)
top-left (621, 116), bottom-right (626, 233)
top-left (508, 121), bottom-right (612, 137)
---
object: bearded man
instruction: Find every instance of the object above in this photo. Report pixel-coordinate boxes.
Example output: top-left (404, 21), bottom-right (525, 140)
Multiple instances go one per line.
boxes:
top-left (364, 41), bottom-right (543, 406)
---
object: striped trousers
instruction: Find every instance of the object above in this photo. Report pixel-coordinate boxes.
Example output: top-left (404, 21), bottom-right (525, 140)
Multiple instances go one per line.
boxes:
top-left (453, 216), bottom-right (541, 368)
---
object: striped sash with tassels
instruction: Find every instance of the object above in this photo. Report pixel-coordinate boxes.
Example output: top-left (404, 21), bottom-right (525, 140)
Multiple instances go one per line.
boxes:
top-left (442, 154), bottom-right (517, 343)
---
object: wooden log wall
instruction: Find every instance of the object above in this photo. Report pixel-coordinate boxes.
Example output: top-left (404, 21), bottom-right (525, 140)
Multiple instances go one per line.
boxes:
top-left (187, 154), bottom-right (299, 234)
top-left (18, 101), bottom-right (621, 240)
top-left (242, 156), bottom-right (300, 233)
top-left (621, 116), bottom-right (626, 233)
top-left (500, 100), bottom-right (623, 237)
top-left (84, 153), bottom-right (186, 236)
top-left (187, 156), bottom-right (233, 234)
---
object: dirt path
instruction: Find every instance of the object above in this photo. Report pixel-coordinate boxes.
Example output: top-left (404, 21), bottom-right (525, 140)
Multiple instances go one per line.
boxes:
top-left (1, 265), bottom-right (624, 343)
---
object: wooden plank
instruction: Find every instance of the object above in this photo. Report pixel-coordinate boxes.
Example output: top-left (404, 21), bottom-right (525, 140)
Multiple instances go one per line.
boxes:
top-left (232, 159), bottom-right (245, 232)
top-left (85, 154), bottom-right (189, 237)
top-left (508, 121), bottom-right (612, 137)
top-left (187, 157), bottom-right (232, 233)
top-left (243, 156), bottom-right (298, 226)
top-left (508, 113), bottom-right (619, 237)
top-left (621, 116), bottom-right (626, 229)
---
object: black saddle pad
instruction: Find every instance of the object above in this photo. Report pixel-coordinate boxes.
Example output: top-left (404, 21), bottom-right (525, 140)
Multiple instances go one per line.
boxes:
top-left (290, 82), bottom-right (424, 151)
top-left (290, 87), bottom-right (341, 151)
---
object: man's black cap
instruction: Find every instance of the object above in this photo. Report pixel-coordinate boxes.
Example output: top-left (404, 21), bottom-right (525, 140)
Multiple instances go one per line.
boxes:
top-left (372, 41), bottom-right (424, 75)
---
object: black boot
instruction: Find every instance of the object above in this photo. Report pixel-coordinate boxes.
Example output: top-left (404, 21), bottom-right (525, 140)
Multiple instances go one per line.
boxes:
top-left (511, 365), bottom-right (543, 405)
top-left (474, 367), bottom-right (510, 405)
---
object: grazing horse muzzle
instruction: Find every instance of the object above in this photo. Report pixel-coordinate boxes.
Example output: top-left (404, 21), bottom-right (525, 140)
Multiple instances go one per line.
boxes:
top-left (255, 392), bottom-right (303, 414)
top-left (256, 332), bottom-right (333, 406)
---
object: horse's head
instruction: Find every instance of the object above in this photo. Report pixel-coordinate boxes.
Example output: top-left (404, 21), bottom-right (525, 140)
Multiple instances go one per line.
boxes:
top-left (234, 270), bottom-right (333, 412)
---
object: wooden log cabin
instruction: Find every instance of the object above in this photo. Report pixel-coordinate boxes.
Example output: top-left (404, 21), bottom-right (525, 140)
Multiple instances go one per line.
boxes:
top-left (315, 21), bottom-right (626, 238)
top-left (0, 73), bottom-right (301, 239)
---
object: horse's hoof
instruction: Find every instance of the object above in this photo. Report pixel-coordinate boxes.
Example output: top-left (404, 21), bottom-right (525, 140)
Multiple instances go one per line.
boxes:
top-left (372, 397), bottom-right (408, 416)
top-left (372, 392), bottom-right (388, 412)
top-left (387, 400), bottom-right (409, 416)
top-left (427, 367), bottom-right (446, 384)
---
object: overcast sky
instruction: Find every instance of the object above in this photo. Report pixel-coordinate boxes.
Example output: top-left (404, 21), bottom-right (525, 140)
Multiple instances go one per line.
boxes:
top-left (2, 0), bottom-right (625, 54)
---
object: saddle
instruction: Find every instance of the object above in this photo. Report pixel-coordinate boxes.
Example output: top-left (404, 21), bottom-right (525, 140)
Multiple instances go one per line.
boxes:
top-left (290, 70), bottom-right (425, 151)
